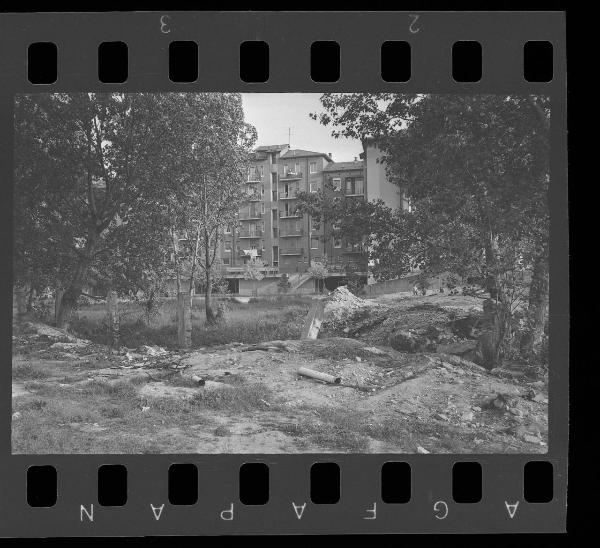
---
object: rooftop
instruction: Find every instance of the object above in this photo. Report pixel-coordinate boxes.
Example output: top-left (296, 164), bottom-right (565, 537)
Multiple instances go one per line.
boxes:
top-left (324, 160), bottom-right (365, 172)
top-left (255, 144), bottom-right (289, 152)
top-left (281, 149), bottom-right (333, 162)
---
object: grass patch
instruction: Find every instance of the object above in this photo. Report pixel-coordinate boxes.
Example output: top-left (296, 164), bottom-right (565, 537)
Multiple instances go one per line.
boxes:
top-left (12, 362), bottom-right (52, 381)
top-left (190, 383), bottom-right (272, 412)
top-left (68, 298), bottom-right (310, 349)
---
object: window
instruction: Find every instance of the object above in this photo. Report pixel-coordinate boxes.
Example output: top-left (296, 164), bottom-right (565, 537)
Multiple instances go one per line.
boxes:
top-left (345, 177), bottom-right (365, 195)
top-left (224, 241), bottom-right (232, 252)
top-left (295, 221), bottom-right (301, 233)
top-left (222, 257), bottom-right (231, 265)
top-left (355, 178), bottom-right (364, 195)
top-left (310, 182), bottom-right (319, 193)
top-left (295, 162), bottom-right (300, 173)
top-left (261, 185), bottom-right (265, 197)
top-left (224, 225), bottom-right (232, 234)
top-left (260, 203), bottom-right (265, 214)
top-left (333, 177), bottom-right (341, 191)
top-left (309, 217), bottom-right (320, 232)
top-left (311, 238), bottom-right (319, 250)
top-left (272, 190), bottom-right (277, 201)
top-left (283, 164), bottom-right (288, 175)
top-left (334, 238), bottom-right (342, 248)
top-left (309, 162), bottom-right (317, 174)
top-left (260, 165), bottom-right (264, 177)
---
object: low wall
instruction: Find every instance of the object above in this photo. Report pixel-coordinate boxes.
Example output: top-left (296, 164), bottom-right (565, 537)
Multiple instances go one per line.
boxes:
top-left (366, 273), bottom-right (453, 297)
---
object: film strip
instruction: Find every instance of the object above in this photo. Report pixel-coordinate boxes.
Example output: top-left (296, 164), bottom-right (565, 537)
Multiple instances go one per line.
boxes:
top-left (0, 11), bottom-right (567, 536)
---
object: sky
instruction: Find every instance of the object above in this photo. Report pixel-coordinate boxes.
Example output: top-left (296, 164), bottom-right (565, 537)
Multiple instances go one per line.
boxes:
top-left (241, 93), bottom-right (363, 163)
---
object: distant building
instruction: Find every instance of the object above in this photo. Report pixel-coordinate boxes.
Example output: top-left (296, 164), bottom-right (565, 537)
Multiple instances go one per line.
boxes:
top-left (214, 141), bottom-right (409, 295)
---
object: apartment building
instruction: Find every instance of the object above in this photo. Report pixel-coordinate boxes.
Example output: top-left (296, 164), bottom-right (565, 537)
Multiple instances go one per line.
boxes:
top-left (218, 141), bottom-right (405, 295)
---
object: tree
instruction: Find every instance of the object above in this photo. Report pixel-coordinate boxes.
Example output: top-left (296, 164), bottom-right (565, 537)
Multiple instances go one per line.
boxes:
top-left (243, 258), bottom-right (266, 297)
top-left (295, 179), bottom-right (411, 281)
top-left (165, 93), bottom-right (257, 324)
top-left (312, 93), bottom-right (550, 365)
top-left (14, 93), bottom-right (191, 328)
top-left (308, 260), bottom-right (328, 293)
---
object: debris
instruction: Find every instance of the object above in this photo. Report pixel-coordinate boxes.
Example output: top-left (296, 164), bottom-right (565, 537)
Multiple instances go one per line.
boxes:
top-left (363, 346), bottom-right (388, 356)
top-left (50, 341), bottom-right (89, 350)
top-left (12, 412), bottom-right (21, 420)
top-left (301, 301), bottom-right (325, 340)
top-left (140, 345), bottom-right (168, 357)
top-left (355, 356), bottom-right (362, 362)
top-left (417, 445), bottom-right (430, 454)
top-left (191, 375), bottom-right (206, 386)
top-left (141, 406), bottom-right (150, 412)
top-left (461, 411), bottom-right (475, 422)
top-left (389, 330), bottom-right (425, 353)
top-left (298, 367), bottom-right (341, 385)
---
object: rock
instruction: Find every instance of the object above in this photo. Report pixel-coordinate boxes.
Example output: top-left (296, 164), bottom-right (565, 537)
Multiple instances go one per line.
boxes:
top-left (356, 357), bottom-right (362, 362)
top-left (416, 445), bottom-right (430, 454)
top-left (451, 315), bottom-right (479, 338)
top-left (437, 340), bottom-right (478, 356)
top-left (50, 341), bottom-right (89, 350)
top-left (461, 411), bottom-right (474, 422)
top-left (12, 412), bottom-right (21, 420)
top-left (434, 413), bottom-right (449, 421)
top-left (363, 346), bottom-right (387, 356)
top-left (389, 330), bottom-right (426, 353)
top-left (522, 434), bottom-right (542, 444)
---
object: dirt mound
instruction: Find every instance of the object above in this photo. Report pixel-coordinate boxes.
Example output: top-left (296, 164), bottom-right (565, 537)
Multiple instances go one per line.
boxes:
top-left (324, 286), bottom-right (371, 324)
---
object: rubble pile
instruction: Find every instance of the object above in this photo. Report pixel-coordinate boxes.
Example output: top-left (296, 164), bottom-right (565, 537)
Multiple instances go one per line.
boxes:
top-left (323, 286), bottom-right (371, 325)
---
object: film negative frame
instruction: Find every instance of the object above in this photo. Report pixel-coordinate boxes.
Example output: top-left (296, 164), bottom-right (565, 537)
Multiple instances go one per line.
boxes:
top-left (0, 11), bottom-right (567, 536)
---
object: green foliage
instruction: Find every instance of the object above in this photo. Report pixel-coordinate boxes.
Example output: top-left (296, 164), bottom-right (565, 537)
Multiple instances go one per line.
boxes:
top-left (312, 93), bottom-right (550, 365)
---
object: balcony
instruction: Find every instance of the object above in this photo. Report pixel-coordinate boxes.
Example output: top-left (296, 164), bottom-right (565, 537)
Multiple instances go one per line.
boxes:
top-left (225, 266), bottom-right (279, 278)
top-left (245, 192), bottom-right (263, 201)
top-left (237, 229), bottom-right (264, 239)
top-left (278, 189), bottom-right (298, 200)
top-left (280, 247), bottom-right (304, 256)
top-left (239, 212), bottom-right (263, 220)
top-left (279, 229), bottom-right (304, 237)
top-left (246, 170), bottom-right (263, 183)
top-left (279, 210), bottom-right (300, 219)
top-left (238, 249), bottom-right (263, 258)
top-left (280, 171), bottom-right (302, 181)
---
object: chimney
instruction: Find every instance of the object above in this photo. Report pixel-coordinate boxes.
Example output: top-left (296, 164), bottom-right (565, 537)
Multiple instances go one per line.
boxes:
top-left (354, 156), bottom-right (357, 161)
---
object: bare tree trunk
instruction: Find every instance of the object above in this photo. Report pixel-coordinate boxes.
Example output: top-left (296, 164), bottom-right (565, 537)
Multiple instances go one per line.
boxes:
top-left (15, 286), bottom-right (27, 321)
top-left (204, 229), bottom-right (216, 325)
top-left (54, 288), bottom-right (64, 326)
top-left (106, 290), bottom-right (120, 352)
top-left (520, 253), bottom-right (549, 358)
top-left (26, 279), bottom-right (35, 313)
top-left (177, 290), bottom-right (192, 348)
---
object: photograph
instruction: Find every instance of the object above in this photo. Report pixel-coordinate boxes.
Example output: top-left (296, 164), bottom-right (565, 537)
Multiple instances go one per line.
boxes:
top-left (11, 92), bottom-right (550, 454)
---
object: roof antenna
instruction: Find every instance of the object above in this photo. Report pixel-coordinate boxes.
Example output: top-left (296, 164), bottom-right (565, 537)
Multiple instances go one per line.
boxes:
top-left (288, 126), bottom-right (291, 148)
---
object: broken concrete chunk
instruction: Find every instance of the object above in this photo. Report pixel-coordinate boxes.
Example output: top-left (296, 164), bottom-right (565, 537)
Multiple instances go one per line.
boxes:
top-left (417, 445), bottom-right (430, 454)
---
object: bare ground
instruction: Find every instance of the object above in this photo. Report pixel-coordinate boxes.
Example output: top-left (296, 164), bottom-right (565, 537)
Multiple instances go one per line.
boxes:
top-left (11, 292), bottom-right (548, 454)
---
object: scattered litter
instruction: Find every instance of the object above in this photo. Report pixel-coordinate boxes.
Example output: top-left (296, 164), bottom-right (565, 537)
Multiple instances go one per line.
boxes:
top-left (140, 345), bottom-right (168, 357)
top-left (141, 406), bottom-right (150, 412)
top-left (12, 412), bottom-right (21, 420)
top-left (417, 445), bottom-right (430, 454)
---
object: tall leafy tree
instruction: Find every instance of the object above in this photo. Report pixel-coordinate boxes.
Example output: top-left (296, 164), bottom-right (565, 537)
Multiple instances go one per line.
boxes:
top-left (312, 94), bottom-right (550, 363)
top-left (165, 93), bottom-right (257, 324)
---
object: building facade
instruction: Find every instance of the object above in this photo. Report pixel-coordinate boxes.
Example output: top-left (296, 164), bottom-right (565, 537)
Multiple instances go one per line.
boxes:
top-left (217, 142), bottom-right (406, 295)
